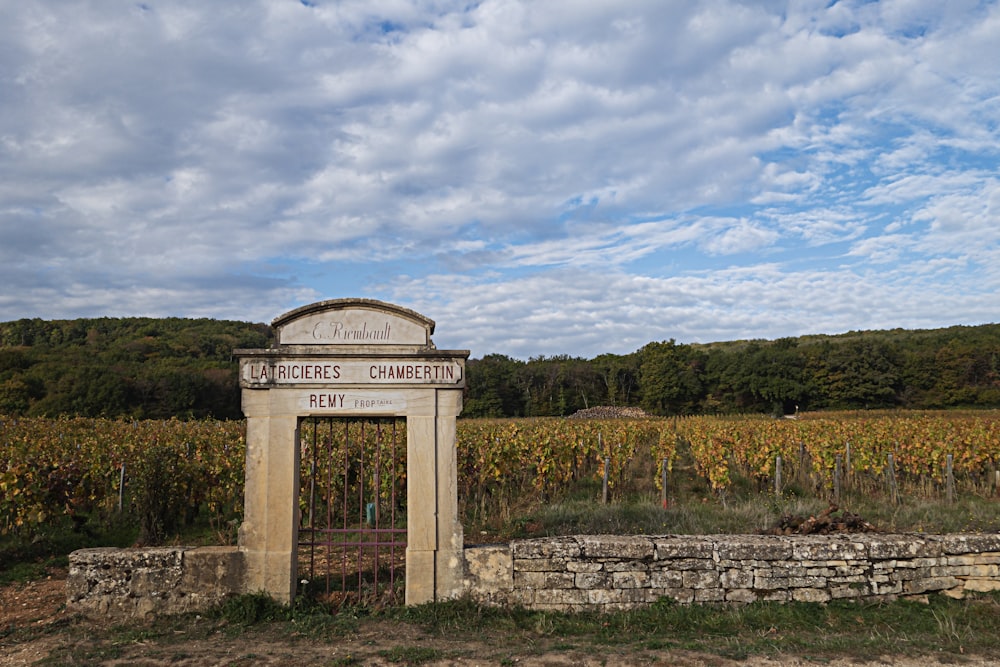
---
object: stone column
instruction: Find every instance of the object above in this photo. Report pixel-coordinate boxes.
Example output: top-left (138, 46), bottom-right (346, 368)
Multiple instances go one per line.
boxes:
top-left (434, 388), bottom-right (465, 599)
top-left (403, 388), bottom-right (465, 604)
top-left (238, 391), bottom-right (299, 604)
top-left (405, 409), bottom-right (438, 605)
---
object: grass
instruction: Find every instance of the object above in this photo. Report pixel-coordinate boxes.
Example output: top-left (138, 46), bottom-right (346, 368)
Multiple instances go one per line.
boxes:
top-left (49, 588), bottom-right (982, 663)
top-left (0, 514), bottom-right (137, 585)
top-left (379, 591), bottom-right (1000, 660)
top-left (376, 645), bottom-right (445, 664)
top-left (462, 440), bottom-right (1000, 540)
top-left (491, 490), bottom-right (1000, 540)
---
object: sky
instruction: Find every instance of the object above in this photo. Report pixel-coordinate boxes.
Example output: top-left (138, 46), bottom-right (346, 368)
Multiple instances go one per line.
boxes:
top-left (2, 1), bottom-right (999, 360)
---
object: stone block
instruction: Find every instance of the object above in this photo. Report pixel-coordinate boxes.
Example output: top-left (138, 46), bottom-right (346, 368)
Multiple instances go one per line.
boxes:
top-left (805, 567), bottom-right (837, 578)
top-left (509, 589), bottom-right (536, 606)
top-left (759, 589), bottom-right (791, 602)
top-left (514, 570), bottom-right (576, 590)
top-left (717, 536), bottom-right (791, 561)
top-left (962, 578), bottom-right (1000, 593)
top-left (533, 588), bottom-right (589, 605)
top-left (971, 564), bottom-right (1000, 578)
top-left (612, 570), bottom-right (650, 589)
top-left (578, 535), bottom-right (654, 560)
top-left (512, 537), bottom-right (581, 559)
top-left (605, 560), bottom-right (649, 572)
top-left (792, 537), bottom-right (866, 562)
top-left (660, 557), bottom-right (714, 571)
top-left (529, 603), bottom-right (575, 612)
top-left (575, 572), bottom-right (610, 589)
top-left (649, 570), bottom-right (683, 589)
top-left (516, 558), bottom-right (567, 572)
top-left (754, 574), bottom-right (787, 590)
top-left (180, 547), bottom-right (244, 595)
top-left (931, 564), bottom-right (972, 578)
top-left (830, 582), bottom-right (869, 599)
top-left (652, 536), bottom-right (716, 560)
top-left (940, 534), bottom-right (1000, 555)
top-left (464, 545), bottom-right (513, 600)
top-left (658, 588), bottom-right (695, 604)
top-left (833, 564), bottom-right (868, 577)
top-left (682, 569), bottom-right (720, 589)
top-left (726, 589), bottom-right (758, 604)
top-left (792, 588), bottom-right (831, 603)
top-left (787, 576), bottom-right (827, 589)
top-left (586, 588), bottom-right (649, 605)
top-left (566, 561), bottom-right (604, 573)
top-left (867, 536), bottom-right (938, 560)
top-left (905, 577), bottom-right (961, 595)
top-left (694, 588), bottom-right (726, 602)
top-left (720, 568), bottom-right (753, 589)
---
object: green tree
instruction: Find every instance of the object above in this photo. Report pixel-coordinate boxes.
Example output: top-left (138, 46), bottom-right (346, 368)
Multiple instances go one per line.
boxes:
top-left (464, 354), bottom-right (525, 417)
top-left (813, 339), bottom-right (900, 409)
top-left (744, 338), bottom-right (810, 415)
top-left (638, 340), bottom-right (705, 415)
top-left (592, 353), bottom-right (640, 406)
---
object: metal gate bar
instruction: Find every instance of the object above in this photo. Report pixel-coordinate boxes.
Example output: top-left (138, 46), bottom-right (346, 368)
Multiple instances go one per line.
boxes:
top-left (299, 417), bottom-right (406, 603)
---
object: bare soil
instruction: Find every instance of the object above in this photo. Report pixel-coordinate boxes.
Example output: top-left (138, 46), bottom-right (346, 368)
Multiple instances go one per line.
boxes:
top-left (1, 569), bottom-right (994, 667)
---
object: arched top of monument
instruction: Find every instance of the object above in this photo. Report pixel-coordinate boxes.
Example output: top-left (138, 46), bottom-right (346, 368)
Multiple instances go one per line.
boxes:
top-left (272, 298), bottom-right (436, 348)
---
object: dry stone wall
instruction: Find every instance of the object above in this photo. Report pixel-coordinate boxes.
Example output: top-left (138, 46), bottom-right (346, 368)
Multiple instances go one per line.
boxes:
top-left (67, 546), bottom-right (244, 620)
top-left (66, 534), bottom-right (1000, 620)
top-left (463, 533), bottom-right (1000, 612)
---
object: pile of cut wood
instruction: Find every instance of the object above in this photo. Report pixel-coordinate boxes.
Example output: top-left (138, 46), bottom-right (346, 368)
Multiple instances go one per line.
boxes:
top-left (568, 406), bottom-right (650, 419)
top-left (762, 504), bottom-right (877, 535)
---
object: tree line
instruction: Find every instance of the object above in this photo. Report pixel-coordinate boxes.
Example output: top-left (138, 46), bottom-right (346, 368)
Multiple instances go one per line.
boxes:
top-left (464, 325), bottom-right (1000, 417)
top-left (1, 317), bottom-right (998, 420)
top-left (0, 317), bottom-right (270, 419)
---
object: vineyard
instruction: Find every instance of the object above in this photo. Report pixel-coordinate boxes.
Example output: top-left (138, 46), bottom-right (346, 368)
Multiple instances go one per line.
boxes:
top-left (677, 411), bottom-right (1000, 499)
top-left (0, 417), bottom-right (245, 541)
top-left (3, 411), bottom-right (1000, 538)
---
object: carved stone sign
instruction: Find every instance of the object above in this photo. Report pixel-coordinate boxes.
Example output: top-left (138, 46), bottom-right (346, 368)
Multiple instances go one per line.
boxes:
top-left (239, 359), bottom-right (464, 387)
top-left (272, 299), bottom-right (434, 347)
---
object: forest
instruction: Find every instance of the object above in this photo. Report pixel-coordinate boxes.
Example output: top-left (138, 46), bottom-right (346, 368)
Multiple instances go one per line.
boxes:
top-left (1, 316), bottom-right (999, 419)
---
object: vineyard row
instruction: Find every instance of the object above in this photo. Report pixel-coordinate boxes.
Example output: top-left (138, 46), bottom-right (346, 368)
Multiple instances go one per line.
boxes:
top-left (3, 411), bottom-right (1000, 535)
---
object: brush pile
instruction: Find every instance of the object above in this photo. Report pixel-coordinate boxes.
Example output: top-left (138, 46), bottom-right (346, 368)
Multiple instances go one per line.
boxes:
top-left (762, 504), bottom-right (877, 535)
top-left (568, 406), bottom-right (650, 419)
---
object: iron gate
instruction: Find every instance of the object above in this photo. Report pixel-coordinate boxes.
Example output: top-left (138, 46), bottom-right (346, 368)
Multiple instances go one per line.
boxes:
top-left (298, 416), bottom-right (407, 604)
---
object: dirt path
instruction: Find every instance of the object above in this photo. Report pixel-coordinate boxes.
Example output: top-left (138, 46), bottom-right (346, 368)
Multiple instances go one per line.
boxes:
top-left (1, 570), bottom-right (994, 667)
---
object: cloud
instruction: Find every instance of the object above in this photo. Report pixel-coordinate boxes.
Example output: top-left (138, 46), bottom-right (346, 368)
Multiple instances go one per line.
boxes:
top-left (394, 256), bottom-right (1000, 358)
top-left (1, 0), bottom-right (999, 359)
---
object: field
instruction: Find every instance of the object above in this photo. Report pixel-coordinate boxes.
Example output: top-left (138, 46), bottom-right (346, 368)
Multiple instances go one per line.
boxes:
top-left (3, 411), bottom-right (1000, 545)
top-left (4, 411), bottom-right (1000, 664)
top-left (5, 411), bottom-right (1000, 539)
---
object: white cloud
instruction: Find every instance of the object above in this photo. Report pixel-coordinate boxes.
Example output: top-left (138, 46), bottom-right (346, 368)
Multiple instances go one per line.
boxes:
top-left (1, 0), bottom-right (999, 358)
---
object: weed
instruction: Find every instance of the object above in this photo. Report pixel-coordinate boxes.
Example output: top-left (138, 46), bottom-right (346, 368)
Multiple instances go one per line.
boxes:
top-left (377, 645), bottom-right (444, 664)
top-left (213, 592), bottom-right (289, 626)
top-left (329, 655), bottom-right (362, 666)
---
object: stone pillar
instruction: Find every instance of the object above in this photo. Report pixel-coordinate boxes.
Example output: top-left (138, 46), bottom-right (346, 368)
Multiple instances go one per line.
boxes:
top-left (404, 388), bottom-right (465, 604)
top-left (435, 388), bottom-right (465, 599)
top-left (405, 409), bottom-right (438, 605)
top-left (239, 392), bottom-right (299, 604)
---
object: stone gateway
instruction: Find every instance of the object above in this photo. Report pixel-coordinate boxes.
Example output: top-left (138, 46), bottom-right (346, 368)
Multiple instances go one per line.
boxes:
top-left (234, 298), bottom-right (469, 605)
